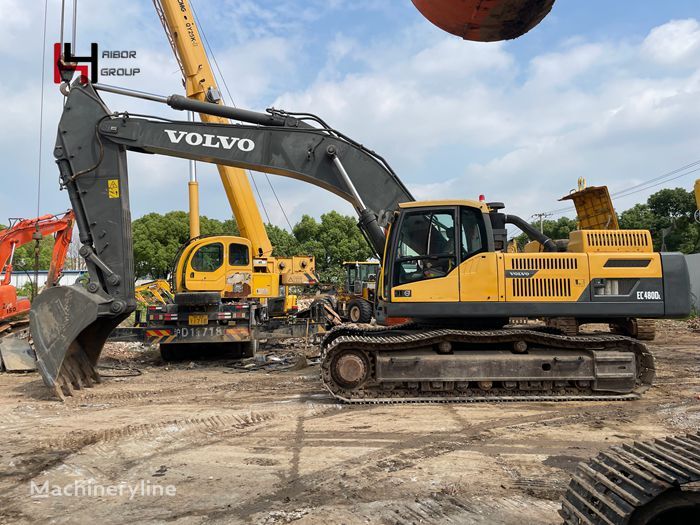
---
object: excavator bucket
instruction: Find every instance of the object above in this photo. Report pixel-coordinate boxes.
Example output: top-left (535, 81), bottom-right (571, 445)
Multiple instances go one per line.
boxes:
top-left (30, 285), bottom-right (128, 400)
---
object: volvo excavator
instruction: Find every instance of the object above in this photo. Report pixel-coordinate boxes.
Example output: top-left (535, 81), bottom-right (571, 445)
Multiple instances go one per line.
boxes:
top-left (30, 79), bottom-right (690, 402)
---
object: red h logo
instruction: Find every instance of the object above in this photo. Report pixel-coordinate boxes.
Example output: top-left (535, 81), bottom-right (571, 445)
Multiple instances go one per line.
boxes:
top-left (54, 43), bottom-right (99, 84)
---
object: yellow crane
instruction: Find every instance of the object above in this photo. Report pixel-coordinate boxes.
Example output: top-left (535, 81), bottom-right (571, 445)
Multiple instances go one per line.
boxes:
top-left (151, 0), bottom-right (316, 310)
top-left (153, 0), bottom-right (271, 254)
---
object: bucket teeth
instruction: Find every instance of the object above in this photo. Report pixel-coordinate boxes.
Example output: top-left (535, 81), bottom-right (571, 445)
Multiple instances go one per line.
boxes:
top-left (55, 352), bottom-right (100, 397)
top-left (30, 284), bottom-right (132, 401)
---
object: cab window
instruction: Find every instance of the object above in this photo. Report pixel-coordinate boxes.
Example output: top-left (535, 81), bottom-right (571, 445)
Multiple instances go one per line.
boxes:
top-left (191, 243), bottom-right (223, 272)
top-left (394, 210), bottom-right (456, 285)
top-left (346, 266), bottom-right (358, 289)
top-left (229, 243), bottom-right (249, 266)
top-left (360, 264), bottom-right (378, 282)
top-left (460, 208), bottom-right (487, 260)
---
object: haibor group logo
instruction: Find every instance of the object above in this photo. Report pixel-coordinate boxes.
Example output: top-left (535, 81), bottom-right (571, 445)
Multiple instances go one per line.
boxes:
top-left (54, 43), bottom-right (141, 84)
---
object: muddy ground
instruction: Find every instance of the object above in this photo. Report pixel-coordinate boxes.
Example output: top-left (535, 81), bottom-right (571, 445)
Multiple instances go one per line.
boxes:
top-left (0, 321), bottom-right (698, 525)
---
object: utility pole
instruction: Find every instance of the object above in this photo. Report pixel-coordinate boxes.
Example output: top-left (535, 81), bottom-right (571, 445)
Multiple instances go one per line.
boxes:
top-left (531, 212), bottom-right (553, 233)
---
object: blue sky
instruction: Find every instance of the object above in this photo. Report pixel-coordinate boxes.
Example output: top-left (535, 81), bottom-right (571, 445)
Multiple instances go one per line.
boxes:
top-left (2, 0), bottom-right (700, 230)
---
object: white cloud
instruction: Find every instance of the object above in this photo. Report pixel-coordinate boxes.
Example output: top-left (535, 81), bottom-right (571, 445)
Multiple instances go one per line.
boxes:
top-left (272, 19), bottom-right (700, 221)
top-left (642, 19), bottom-right (700, 66)
top-left (1, 4), bottom-right (699, 238)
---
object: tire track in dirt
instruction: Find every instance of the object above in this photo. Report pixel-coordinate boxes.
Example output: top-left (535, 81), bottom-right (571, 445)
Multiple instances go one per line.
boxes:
top-left (44, 412), bottom-right (276, 450)
top-left (215, 401), bottom-right (653, 521)
top-left (380, 493), bottom-right (558, 525)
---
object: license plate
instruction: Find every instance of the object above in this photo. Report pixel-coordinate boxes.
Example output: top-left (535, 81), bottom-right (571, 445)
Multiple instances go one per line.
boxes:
top-left (188, 314), bottom-right (209, 326)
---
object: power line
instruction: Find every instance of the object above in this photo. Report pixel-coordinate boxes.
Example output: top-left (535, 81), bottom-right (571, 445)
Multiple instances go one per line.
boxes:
top-left (37, 0), bottom-right (50, 217)
top-left (543, 159), bottom-right (700, 217)
top-left (611, 166), bottom-right (700, 200)
top-left (250, 175), bottom-right (272, 224)
top-left (265, 174), bottom-right (294, 231)
top-left (531, 212), bottom-right (553, 232)
top-left (610, 159), bottom-right (700, 198)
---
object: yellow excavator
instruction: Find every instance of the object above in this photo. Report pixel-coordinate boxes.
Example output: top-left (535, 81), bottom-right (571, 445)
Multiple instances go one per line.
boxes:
top-left (31, 0), bottom-right (691, 403)
top-left (30, 78), bottom-right (689, 403)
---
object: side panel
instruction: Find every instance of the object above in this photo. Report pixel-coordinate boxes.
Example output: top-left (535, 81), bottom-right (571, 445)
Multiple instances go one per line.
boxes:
top-left (661, 253), bottom-right (692, 317)
top-left (587, 252), bottom-right (664, 304)
top-left (459, 252), bottom-right (500, 302)
top-left (503, 253), bottom-right (589, 302)
top-left (251, 273), bottom-right (280, 299)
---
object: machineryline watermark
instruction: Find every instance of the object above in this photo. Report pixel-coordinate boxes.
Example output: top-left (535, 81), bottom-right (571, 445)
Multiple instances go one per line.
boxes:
top-left (30, 479), bottom-right (176, 500)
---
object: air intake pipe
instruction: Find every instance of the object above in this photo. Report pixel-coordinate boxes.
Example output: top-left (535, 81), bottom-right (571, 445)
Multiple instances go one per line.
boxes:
top-left (504, 214), bottom-right (558, 252)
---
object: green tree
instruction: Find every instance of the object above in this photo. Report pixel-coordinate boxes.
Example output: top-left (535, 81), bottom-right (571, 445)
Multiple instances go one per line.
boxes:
top-left (294, 211), bottom-right (373, 283)
top-left (619, 203), bottom-right (656, 230)
top-left (265, 224), bottom-right (300, 257)
top-left (619, 188), bottom-right (699, 253)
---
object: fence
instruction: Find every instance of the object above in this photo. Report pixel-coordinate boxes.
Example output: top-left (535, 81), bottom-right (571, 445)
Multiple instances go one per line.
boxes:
top-left (2, 270), bottom-right (84, 289)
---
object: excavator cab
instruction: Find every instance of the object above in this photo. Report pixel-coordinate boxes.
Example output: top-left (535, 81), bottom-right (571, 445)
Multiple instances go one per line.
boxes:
top-left (383, 201), bottom-right (495, 305)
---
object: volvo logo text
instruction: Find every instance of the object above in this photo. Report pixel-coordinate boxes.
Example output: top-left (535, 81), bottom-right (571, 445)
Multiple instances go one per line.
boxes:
top-left (505, 270), bottom-right (538, 278)
top-left (164, 130), bottom-right (255, 152)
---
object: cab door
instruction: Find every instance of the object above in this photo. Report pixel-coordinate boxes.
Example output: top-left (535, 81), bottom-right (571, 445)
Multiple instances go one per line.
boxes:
top-left (458, 207), bottom-right (499, 302)
top-left (185, 241), bottom-right (226, 291)
top-left (390, 208), bottom-right (460, 302)
top-left (225, 241), bottom-right (253, 298)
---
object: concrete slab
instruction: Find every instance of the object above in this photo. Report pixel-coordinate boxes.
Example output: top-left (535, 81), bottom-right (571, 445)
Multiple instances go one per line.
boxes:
top-left (0, 336), bottom-right (36, 371)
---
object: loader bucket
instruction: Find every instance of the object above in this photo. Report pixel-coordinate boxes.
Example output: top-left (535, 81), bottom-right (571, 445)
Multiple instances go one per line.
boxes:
top-left (30, 285), bottom-right (128, 400)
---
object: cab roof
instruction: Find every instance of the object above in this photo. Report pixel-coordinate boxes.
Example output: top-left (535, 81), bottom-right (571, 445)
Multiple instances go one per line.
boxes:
top-left (398, 200), bottom-right (489, 212)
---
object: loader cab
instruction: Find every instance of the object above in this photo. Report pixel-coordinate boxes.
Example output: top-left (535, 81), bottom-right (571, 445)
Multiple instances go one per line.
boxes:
top-left (176, 236), bottom-right (254, 299)
top-left (343, 261), bottom-right (380, 297)
top-left (381, 201), bottom-right (495, 304)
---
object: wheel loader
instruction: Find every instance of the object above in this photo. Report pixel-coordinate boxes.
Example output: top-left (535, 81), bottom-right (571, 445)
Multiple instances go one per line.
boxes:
top-left (29, 81), bottom-right (690, 401)
top-left (336, 261), bottom-right (380, 324)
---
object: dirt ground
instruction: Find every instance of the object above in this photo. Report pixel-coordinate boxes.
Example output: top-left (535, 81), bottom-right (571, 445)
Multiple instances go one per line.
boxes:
top-left (0, 321), bottom-right (698, 525)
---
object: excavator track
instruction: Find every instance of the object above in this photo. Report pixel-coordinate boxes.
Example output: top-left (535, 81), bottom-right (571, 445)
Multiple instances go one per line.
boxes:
top-left (560, 431), bottom-right (700, 525)
top-left (320, 324), bottom-right (655, 403)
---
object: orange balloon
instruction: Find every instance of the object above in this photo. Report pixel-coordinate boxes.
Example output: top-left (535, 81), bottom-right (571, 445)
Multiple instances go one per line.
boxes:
top-left (411, 0), bottom-right (555, 42)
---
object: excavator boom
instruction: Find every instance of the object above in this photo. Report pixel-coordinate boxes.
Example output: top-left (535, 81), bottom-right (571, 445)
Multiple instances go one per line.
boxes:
top-left (30, 81), bottom-right (412, 397)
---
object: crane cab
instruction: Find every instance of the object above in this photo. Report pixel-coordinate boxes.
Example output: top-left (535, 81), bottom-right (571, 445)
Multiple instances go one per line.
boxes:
top-left (174, 235), bottom-right (266, 299)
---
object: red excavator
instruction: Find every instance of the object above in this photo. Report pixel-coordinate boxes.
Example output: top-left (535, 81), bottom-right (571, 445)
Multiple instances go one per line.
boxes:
top-left (0, 212), bottom-right (75, 330)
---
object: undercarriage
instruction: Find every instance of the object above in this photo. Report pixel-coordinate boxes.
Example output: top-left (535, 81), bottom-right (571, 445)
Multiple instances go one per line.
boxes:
top-left (320, 323), bottom-right (655, 403)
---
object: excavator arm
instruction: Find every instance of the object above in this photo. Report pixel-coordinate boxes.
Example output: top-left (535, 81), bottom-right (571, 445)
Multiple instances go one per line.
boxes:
top-left (30, 81), bottom-right (412, 397)
top-left (0, 212), bottom-right (74, 288)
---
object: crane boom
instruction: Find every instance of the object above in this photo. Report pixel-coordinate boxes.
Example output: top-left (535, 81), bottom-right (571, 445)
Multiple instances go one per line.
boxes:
top-left (153, 0), bottom-right (273, 257)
